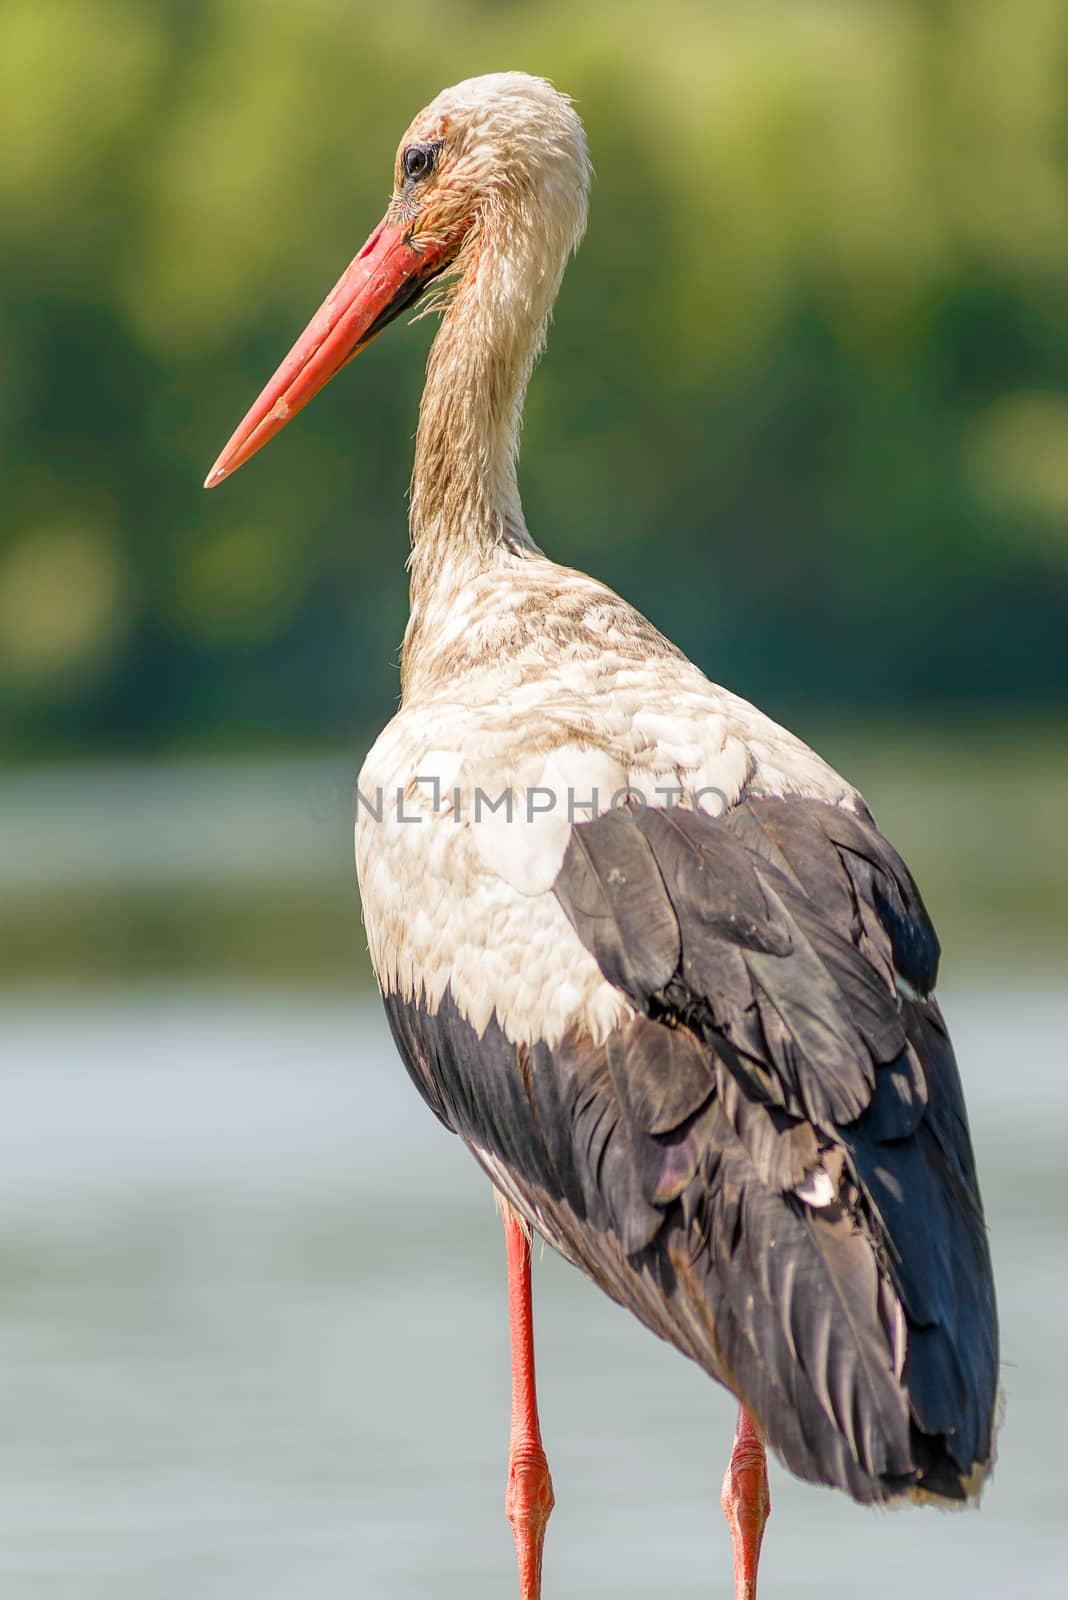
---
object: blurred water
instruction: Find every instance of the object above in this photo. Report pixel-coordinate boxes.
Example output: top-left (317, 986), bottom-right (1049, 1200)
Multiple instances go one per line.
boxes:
top-left (0, 986), bottom-right (1063, 1599)
top-left (0, 759), bottom-right (353, 889)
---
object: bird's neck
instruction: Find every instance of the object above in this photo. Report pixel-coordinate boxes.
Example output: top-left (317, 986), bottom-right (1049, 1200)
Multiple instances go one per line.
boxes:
top-left (402, 214), bottom-right (563, 692)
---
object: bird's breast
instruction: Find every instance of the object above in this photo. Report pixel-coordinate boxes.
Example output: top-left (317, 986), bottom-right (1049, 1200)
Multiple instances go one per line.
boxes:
top-left (353, 649), bottom-right (857, 1050)
top-left (355, 705), bottom-right (632, 1046)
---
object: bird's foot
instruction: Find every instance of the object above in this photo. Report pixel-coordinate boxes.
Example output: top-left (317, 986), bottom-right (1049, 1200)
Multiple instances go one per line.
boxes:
top-left (720, 1407), bottom-right (770, 1600)
top-left (506, 1442), bottom-right (555, 1600)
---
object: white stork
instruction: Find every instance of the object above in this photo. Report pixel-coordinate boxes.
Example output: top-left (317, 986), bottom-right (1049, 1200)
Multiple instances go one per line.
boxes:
top-left (205, 73), bottom-right (999, 1600)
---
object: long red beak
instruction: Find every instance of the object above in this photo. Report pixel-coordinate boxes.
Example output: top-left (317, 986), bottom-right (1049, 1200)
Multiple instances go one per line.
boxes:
top-left (205, 215), bottom-right (453, 488)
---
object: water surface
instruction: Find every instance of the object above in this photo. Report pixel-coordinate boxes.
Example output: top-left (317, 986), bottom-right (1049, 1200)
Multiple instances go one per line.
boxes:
top-left (0, 987), bottom-right (1062, 1597)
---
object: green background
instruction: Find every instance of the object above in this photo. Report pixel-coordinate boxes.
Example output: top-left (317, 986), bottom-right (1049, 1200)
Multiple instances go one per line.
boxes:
top-left (2, 0), bottom-right (1066, 980)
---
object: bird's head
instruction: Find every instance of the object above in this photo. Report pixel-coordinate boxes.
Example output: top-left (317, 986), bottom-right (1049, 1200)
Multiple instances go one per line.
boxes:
top-left (205, 72), bottom-right (590, 488)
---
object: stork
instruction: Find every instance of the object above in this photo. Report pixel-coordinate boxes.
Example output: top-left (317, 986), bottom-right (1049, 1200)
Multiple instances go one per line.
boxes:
top-left (205, 73), bottom-right (999, 1600)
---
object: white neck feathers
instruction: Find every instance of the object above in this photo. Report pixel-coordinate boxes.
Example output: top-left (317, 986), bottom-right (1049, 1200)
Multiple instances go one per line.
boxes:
top-left (402, 92), bottom-right (589, 688)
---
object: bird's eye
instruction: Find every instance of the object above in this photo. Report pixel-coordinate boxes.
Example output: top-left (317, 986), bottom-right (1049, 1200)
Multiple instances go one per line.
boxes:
top-left (403, 144), bottom-right (434, 182)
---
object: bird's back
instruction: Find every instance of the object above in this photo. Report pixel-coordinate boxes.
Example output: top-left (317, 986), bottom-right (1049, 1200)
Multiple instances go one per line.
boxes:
top-left (358, 553), bottom-right (999, 1504)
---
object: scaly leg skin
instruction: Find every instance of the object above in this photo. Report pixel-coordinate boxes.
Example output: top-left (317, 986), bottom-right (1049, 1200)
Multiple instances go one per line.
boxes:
top-left (502, 1205), bottom-right (555, 1600)
top-left (721, 1404), bottom-right (771, 1600)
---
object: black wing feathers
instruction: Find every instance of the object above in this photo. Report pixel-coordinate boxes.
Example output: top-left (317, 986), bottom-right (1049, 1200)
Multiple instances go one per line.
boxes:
top-left (555, 817), bottom-right (679, 1003)
top-left (385, 793), bottom-right (997, 1506)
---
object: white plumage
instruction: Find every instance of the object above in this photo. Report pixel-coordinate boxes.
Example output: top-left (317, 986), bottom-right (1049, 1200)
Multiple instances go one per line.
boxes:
top-left (357, 557), bottom-right (858, 1048)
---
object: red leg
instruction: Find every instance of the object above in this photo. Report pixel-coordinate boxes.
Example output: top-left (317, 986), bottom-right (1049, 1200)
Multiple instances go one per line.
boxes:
top-left (721, 1405), bottom-right (771, 1600)
top-left (502, 1205), bottom-right (555, 1600)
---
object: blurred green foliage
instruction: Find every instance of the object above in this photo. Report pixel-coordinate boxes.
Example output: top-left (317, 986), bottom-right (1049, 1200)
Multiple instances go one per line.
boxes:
top-left (2, 0), bottom-right (1067, 759)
